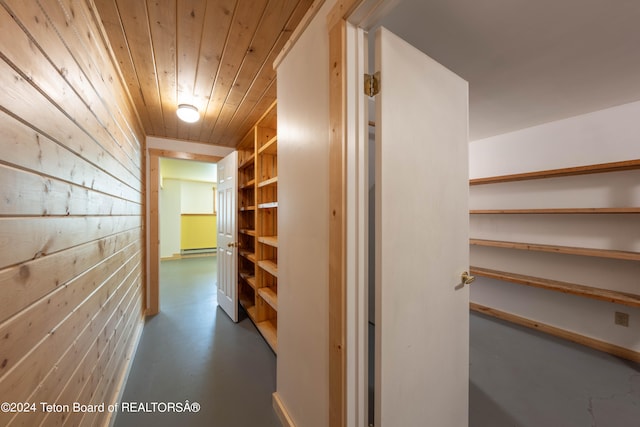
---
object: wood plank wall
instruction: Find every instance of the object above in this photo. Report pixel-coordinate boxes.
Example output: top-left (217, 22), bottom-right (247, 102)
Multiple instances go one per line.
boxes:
top-left (0, 1), bottom-right (145, 426)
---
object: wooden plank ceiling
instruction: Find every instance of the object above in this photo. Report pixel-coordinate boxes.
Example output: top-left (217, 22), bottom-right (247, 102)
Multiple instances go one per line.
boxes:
top-left (94, 0), bottom-right (314, 147)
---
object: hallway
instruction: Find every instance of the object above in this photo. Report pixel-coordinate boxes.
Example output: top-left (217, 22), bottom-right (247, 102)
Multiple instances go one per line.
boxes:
top-left (114, 257), bottom-right (280, 427)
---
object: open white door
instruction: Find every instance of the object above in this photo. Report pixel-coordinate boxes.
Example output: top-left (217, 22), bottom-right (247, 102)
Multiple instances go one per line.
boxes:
top-left (374, 27), bottom-right (470, 426)
top-left (217, 151), bottom-right (238, 322)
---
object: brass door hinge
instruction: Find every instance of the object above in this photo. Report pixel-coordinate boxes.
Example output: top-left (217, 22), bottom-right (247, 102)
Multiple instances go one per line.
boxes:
top-left (364, 72), bottom-right (380, 97)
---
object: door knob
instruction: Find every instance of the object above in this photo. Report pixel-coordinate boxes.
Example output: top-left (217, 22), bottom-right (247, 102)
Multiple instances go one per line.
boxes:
top-left (227, 242), bottom-right (238, 248)
top-left (461, 271), bottom-right (475, 285)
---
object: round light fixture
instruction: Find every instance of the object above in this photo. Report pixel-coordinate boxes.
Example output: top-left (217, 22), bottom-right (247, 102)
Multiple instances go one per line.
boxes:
top-left (176, 104), bottom-right (200, 123)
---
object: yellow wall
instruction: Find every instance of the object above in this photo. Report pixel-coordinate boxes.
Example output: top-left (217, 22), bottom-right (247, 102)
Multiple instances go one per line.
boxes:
top-left (181, 214), bottom-right (217, 250)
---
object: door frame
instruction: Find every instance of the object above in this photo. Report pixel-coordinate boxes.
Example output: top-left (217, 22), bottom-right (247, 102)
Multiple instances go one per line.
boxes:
top-left (328, 1), bottom-right (416, 426)
top-left (146, 148), bottom-right (223, 316)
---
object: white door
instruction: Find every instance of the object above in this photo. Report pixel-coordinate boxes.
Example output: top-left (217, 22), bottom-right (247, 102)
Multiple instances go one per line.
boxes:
top-left (217, 151), bottom-right (238, 322)
top-left (374, 27), bottom-right (470, 426)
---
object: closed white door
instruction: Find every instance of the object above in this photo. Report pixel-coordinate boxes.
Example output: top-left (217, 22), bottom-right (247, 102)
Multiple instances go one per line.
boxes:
top-left (217, 151), bottom-right (238, 322)
top-left (374, 27), bottom-right (470, 426)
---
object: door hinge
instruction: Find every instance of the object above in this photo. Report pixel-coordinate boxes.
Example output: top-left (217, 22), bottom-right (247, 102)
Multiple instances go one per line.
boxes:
top-left (364, 72), bottom-right (380, 97)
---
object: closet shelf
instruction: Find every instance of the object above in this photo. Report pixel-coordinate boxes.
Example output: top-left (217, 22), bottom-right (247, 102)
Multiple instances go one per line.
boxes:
top-left (470, 208), bottom-right (640, 215)
top-left (469, 159), bottom-right (640, 186)
top-left (258, 287), bottom-right (278, 310)
top-left (240, 272), bottom-right (256, 289)
top-left (258, 235), bottom-right (278, 247)
top-left (239, 250), bottom-right (256, 263)
top-left (240, 206), bottom-right (256, 211)
top-left (258, 136), bottom-right (277, 155)
top-left (240, 297), bottom-right (255, 312)
top-left (256, 319), bottom-right (277, 352)
top-left (239, 229), bottom-right (256, 236)
top-left (258, 259), bottom-right (278, 277)
top-left (470, 238), bottom-right (640, 261)
top-left (258, 176), bottom-right (278, 187)
top-left (470, 266), bottom-right (640, 308)
top-left (238, 154), bottom-right (255, 169)
top-left (240, 179), bottom-right (256, 189)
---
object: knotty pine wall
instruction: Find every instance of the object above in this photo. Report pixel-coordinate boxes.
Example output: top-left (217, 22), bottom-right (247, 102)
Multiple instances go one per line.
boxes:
top-left (0, 1), bottom-right (144, 426)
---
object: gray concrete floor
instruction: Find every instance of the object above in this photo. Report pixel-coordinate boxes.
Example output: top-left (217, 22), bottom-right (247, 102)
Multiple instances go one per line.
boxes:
top-left (114, 257), bottom-right (640, 426)
top-left (470, 312), bottom-right (640, 427)
top-left (113, 257), bottom-right (280, 427)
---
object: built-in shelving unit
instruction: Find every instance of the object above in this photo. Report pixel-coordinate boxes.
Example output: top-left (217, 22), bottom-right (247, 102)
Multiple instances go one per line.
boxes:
top-left (469, 160), bottom-right (640, 360)
top-left (236, 100), bottom-right (278, 353)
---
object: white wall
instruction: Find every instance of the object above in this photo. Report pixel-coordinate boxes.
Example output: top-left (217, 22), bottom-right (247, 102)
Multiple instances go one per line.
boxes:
top-left (181, 181), bottom-right (215, 213)
top-left (469, 101), bottom-right (640, 352)
top-left (275, 0), bottom-right (333, 425)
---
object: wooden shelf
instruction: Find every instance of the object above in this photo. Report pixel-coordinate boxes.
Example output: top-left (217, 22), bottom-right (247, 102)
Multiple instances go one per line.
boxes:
top-left (469, 159), bottom-right (640, 186)
top-left (240, 179), bottom-right (256, 189)
top-left (240, 272), bottom-right (256, 289)
top-left (236, 100), bottom-right (278, 355)
top-left (258, 201), bottom-right (278, 209)
top-left (246, 305), bottom-right (258, 321)
top-left (258, 287), bottom-right (278, 310)
top-left (258, 259), bottom-right (278, 277)
top-left (470, 208), bottom-right (640, 214)
top-left (470, 238), bottom-right (640, 261)
top-left (239, 154), bottom-right (255, 169)
top-left (258, 235), bottom-right (278, 247)
top-left (239, 250), bottom-right (256, 263)
top-left (256, 319), bottom-right (277, 352)
top-left (470, 303), bottom-right (640, 363)
top-left (470, 266), bottom-right (640, 308)
top-left (258, 176), bottom-right (278, 187)
top-left (240, 296), bottom-right (255, 312)
top-left (258, 136), bottom-right (277, 155)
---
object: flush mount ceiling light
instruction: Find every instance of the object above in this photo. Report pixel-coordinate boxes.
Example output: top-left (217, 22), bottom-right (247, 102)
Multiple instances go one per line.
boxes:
top-left (176, 104), bottom-right (200, 123)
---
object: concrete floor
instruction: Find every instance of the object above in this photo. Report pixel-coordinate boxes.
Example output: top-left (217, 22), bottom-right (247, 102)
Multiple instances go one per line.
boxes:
top-left (115, 257), bottom-right (640, 427)
top-left (470, 312), bottom-right (640, 427)
top-left (113, 257), bottom-right (280, 427)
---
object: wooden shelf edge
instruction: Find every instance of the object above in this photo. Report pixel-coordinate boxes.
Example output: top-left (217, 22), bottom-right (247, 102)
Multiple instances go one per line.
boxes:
top-left (258, 136), bottom-right (278, 155)
top-left (258, 176), bottom-right (278, 187)
top-left (239, 250), bottom-right (256, 263)
top-left (258, 235), bottom-right (278, 247)
top-left (258, 287), bottom-right (278, 310)
top-left (470, 302), bottom-right (640, 363)
top-left (469, 159), bottom-right (640, 186)
top-left (256, 319), bottom-right (277, 353)
top-left (246, 305), bottom-right (258, 322)
top-left (469, 238), bottom-right (640, 261)
top-left (240, 179), bottom-right (256, 189)
top-left (240, 229), bottom-right (256, 236)
top-left (470, 266), bottom-right (640, 308)
top-left (240, 273), bottom-right (257, 289)
top-left (239, 154), bottom-right (256, 169)
top-left (258, 259), bottom-right (278, 277)
top-left (470, 208), bottom-right (640, 214)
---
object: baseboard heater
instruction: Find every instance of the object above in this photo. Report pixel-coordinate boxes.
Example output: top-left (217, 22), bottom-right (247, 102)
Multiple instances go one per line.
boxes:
top-left (180, 248), bottom-right (217, 255)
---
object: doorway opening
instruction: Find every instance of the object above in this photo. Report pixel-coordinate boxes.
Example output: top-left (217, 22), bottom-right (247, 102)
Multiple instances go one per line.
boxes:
top-left (147, 149), bottom-right (223, 316)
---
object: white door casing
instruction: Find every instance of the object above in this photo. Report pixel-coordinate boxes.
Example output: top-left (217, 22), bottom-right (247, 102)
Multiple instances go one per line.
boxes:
top-left (374, 26), bottom-right (470, 426)
top-left (217, 151), bottom-right (238, 322)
